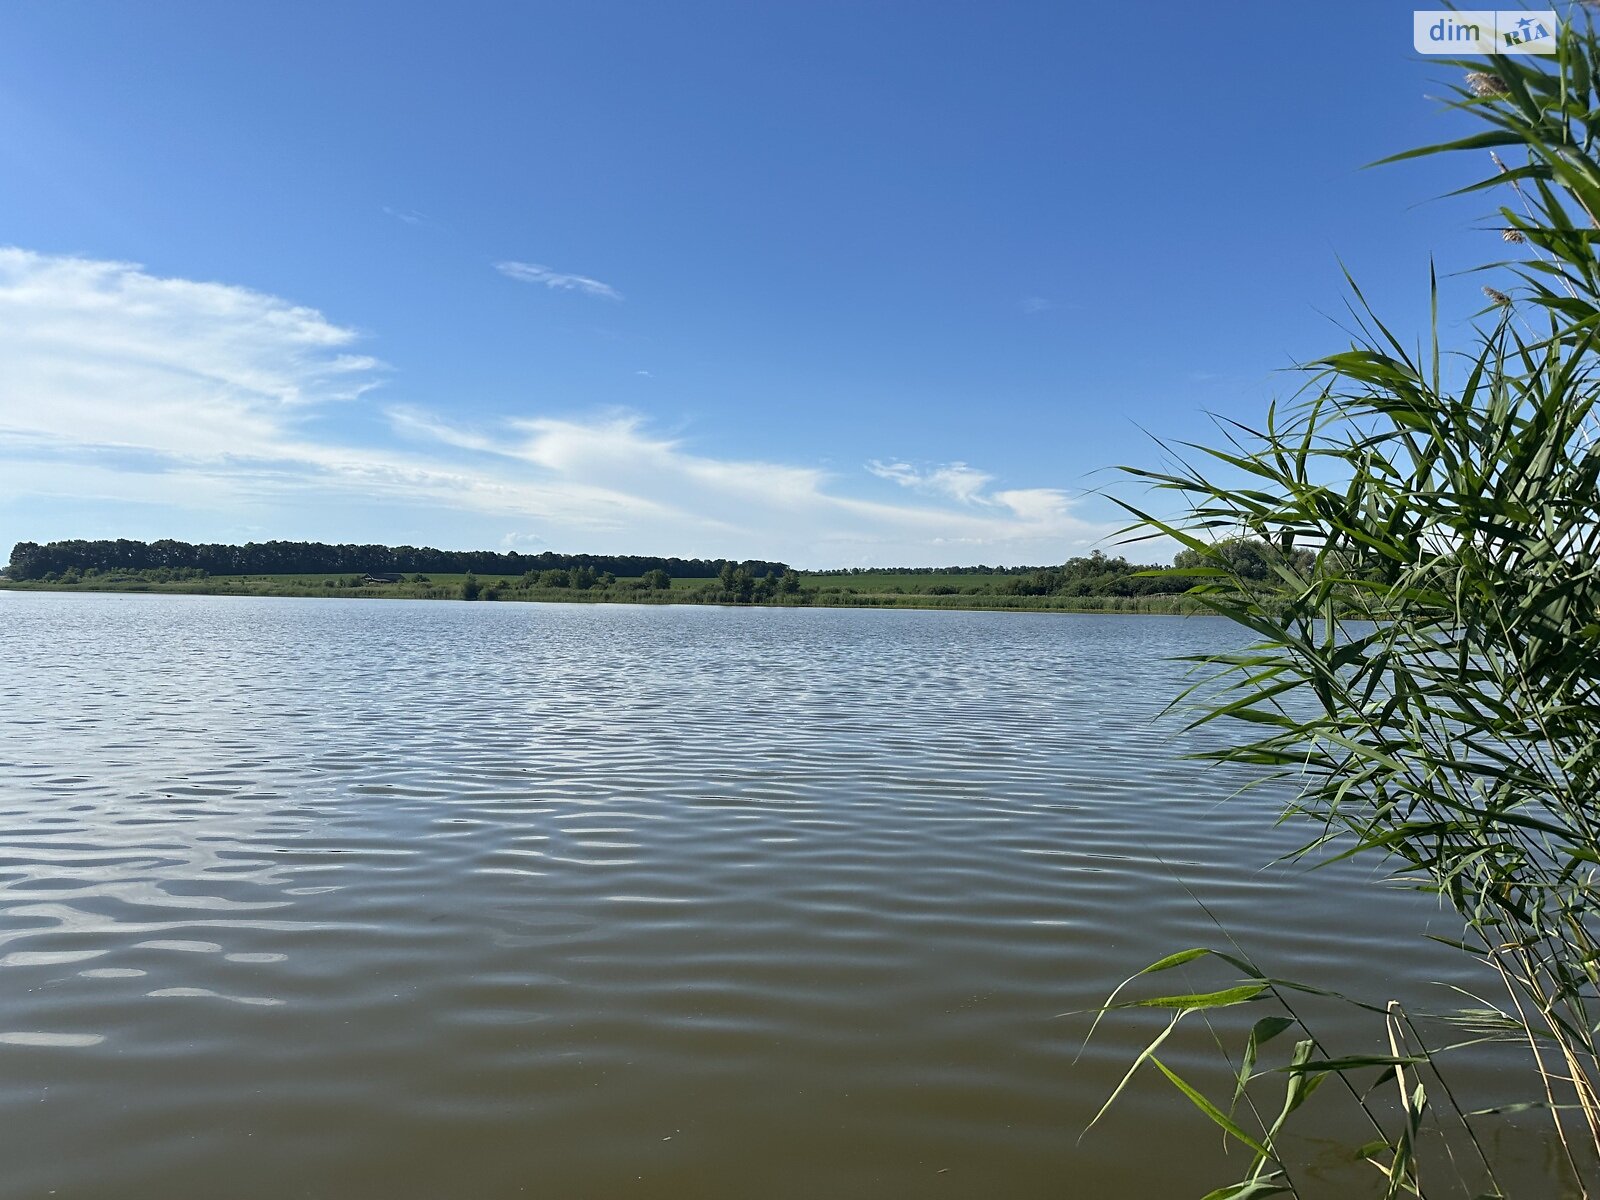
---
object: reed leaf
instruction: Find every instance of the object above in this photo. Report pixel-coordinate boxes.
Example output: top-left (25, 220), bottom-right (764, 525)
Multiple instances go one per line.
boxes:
top-left (1094, 14), bottom-right (1600, 1197)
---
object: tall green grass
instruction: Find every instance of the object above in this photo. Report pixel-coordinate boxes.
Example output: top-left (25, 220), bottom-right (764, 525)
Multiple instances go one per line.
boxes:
top-left (1093, 21), bottom-right (1600, 1199)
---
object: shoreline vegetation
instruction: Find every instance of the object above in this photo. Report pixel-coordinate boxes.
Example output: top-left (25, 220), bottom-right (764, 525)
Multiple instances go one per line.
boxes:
top-left (0, 537), bottom-right (1253, 615)
top-left (0, 575), bottom-right (1208, 615)
top-left (1089, 29), bottom-right (1600, 1199)
top-left (0, 537), bottom-right (1273, 614)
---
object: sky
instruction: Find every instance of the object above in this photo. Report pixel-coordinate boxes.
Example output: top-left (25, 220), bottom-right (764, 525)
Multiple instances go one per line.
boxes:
top-left (0, 0), bottom-right (1538, 568)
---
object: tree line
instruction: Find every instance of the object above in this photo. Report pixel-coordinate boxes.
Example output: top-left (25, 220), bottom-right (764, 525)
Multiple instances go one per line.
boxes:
top-left (4, 539), bottom-right (788, 582)
top-left (993, 548), bottom-right (1297, 598)
top-left (805, 546), bottom-right (1311, 598)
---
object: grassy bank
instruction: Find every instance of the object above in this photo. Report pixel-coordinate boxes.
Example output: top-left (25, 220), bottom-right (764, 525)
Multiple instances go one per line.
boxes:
top-left (0, 571), bottom-right (1212, 615)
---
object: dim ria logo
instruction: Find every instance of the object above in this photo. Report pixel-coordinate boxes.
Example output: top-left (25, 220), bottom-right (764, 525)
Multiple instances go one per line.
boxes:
top-left (1414, 10), bottom-right (1558, 54)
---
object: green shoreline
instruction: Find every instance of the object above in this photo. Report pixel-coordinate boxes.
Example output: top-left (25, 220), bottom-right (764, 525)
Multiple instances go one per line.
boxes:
top-left (0, 577), bottom-right (1209, 616)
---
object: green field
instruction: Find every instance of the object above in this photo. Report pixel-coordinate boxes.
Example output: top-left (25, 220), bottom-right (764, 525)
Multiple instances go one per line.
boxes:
top-left (801, 571), bottom-right (1011, 594)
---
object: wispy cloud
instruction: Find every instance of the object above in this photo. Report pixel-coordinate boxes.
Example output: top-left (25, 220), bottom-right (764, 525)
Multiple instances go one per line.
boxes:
top-left (0, 247), bottom-right (379, 461)
top-left (495, 260), bottom-right (621, 300)
top-left (866, 458), bottom-right (1079, 524)
top-left (382, 206), bottom-right (428, 226)
top-left (867, 459), bottom-right (993, 504)
top-left (1020, 295), bottom-right (1052, 315)
top-left (392, 412), bottom-right (1107, 561)
top-left (0, 247), bottom-right (1115, 565)
top-left (990, 488), bottom-right (1073, 522)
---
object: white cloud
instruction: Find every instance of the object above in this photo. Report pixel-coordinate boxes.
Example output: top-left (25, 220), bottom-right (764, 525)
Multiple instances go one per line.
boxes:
top-left (860, 459), bottom-right (1091, 545)
top-left (495, 260), bottom-right (621, 300)
top-left (382, 206), bottom-right (428, 226)
top-left (1020, 296), bottom-right (1052, 314)
top-left (385, 414), bottom-right (1106, 561)
top-left (867, 459), bottom-right (995, 504)
top-left (991, 488), bottom-right (1072, 522)
top-left (387, 405), bottom-right (500, 454)
top-left (0, 247), bottom-right (378, 460)
top-left (0, 248), bottom-right (1117, 566)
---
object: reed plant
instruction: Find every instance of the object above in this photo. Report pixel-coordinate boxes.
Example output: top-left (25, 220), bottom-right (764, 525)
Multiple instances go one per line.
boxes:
top-left (1095, 18), bottom-right (1600, 1199)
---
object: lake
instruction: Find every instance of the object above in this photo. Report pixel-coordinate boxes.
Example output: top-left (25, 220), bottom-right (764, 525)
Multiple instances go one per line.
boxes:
top-left (0, 592), bottom-right (1568, 1197)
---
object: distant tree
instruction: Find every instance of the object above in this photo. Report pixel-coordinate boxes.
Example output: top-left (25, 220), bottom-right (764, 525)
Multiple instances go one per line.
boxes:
top-left (461, 572), bottom-right (481, 601)
top-left (539, 568), bottom-right (570, 589)
top-left (780, 569), bottom-right (801, 594)
top-left (1173, 537), bottom-right (1314, 581)
top-left (642, 568), bottom-right (672, 590)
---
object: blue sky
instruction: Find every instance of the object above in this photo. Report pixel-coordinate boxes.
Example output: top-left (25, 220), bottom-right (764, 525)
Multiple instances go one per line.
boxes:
top-left (0, 1), bottom-right (1531, 566)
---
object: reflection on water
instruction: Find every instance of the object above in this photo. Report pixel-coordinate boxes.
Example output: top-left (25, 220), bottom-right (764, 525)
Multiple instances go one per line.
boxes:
top-left (0, 592), bottom-right (1566, 1197)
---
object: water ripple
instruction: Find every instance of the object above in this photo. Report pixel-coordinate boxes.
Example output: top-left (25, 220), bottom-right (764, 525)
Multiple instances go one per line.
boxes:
top-left (0, 592), bottom-right (1562, 1198)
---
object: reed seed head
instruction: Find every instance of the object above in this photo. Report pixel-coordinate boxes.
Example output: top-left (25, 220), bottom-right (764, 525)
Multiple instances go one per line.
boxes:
top-left (1483, 286), bottom-right (1512, 305)
top-left (1502, 228), bottom-right (1527, 243)
top-left (1467, 72), bottom-right (1510, 97)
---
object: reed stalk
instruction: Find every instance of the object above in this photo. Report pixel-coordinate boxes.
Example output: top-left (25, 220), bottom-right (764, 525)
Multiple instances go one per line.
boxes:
top-left (1094, 16), bottom-right (1600, 1198)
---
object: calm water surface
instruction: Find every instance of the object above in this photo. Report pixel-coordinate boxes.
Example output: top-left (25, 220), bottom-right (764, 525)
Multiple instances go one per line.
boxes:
top-left (0, 593), bottom-right (1570, 1197)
